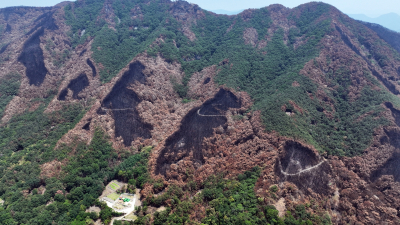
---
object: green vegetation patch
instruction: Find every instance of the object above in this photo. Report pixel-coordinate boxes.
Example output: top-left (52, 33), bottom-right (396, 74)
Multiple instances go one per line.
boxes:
top-left (0, 100), bottom-right (89, 162)
top-left (107, 193), bottom-right (120, 201)
top-left (65, 0), bottom-right (171, 83)
top-left (124, 213), bottom-right (137, 220)
top-left (109, 182), bottom-right (120, 191)
top-left (64, 0), bottom-right (106, 48)
top-left (0, 97), bottom-right (93, 224)
top-left (0, 72), bottom-right (21, 118)
top-left (0, 113), bottom-right (151, 224)
top-left (115, 146), bottom-right (152, 189)
top-left (149, 167), bottom-right (332, 224)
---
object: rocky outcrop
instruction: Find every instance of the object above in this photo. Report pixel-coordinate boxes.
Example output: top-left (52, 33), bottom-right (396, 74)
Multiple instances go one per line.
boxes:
top-left (243, 28), bottom-right (258, 47)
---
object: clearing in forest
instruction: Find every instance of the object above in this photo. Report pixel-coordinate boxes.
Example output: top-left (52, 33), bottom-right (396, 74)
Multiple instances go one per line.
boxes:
top-left (109, 182), bottom-right (120, 191)
top-left (107, 193), bottom-right (120, 201)
top-left (124, 213), bottom-right (137, 220)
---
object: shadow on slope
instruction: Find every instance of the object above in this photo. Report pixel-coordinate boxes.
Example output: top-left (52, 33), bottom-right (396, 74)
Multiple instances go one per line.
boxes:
top-left (18, 12), bottom-right (58, 86)
top-left (86, 59), bottom-right (97, 77)
top-left (371, 150), bottom-right (400, 183)
top-left (370, 102), bottom-right (400, 183)
top-left (275, 141), bottom-right (331, 195)
top-left (58, 73), bottom-right (89, 100)
top-left (98, 61), bottom-right (152, 146)
top-left (155, 89), bottom-right (241, 176)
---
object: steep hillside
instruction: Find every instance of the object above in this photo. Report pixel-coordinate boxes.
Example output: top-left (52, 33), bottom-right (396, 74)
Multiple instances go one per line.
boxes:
top-left (359, 21), bottom-right (400, 53)
top-left (1, 0), bottom-right (400, 224)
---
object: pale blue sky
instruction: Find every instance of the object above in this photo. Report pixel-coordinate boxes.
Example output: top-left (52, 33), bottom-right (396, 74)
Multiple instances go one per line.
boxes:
top-left (0, 0), bottom-right (399, 17)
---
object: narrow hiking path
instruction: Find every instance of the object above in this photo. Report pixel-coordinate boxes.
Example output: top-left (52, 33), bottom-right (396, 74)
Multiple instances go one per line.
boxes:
top-left (101, 107), bottom-right (135, 111)
top-left (280, 159), bottom-right (327, 176)
top-left (197, 108), bottom-right (226, 117)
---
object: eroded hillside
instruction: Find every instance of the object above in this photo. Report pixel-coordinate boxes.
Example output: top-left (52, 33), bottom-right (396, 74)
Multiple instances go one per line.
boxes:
top-left (1, 0), bottom-right (400, 224)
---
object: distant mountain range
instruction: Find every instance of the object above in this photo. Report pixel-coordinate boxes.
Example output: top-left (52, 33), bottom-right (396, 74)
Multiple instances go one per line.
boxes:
top-left (348, 13), bottom-right (400, 32)
top-left (209, 9), bottom-right (244, 15)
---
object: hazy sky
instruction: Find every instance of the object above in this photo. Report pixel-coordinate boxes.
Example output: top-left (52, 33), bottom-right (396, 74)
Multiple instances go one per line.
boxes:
top-left (0, 0), bottom-right (399, 17)
top-left (189, 0), bottom-right (400, 16)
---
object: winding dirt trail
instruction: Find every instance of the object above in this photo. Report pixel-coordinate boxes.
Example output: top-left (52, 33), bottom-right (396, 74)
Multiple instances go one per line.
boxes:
top-left (280, 159), bottom-right (327, 176)
top-left (196, 108), bottom-right (226, 117)
top-left (101, 107), bottom-right (135, 111)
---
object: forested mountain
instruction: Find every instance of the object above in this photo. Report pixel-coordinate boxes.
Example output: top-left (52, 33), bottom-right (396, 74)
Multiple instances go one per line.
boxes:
top-left (0, 0), bottom-right (400, 224)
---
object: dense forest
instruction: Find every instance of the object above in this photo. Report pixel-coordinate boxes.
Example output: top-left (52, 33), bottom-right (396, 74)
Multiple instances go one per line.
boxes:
top-left (0, 122), bottom-right (152, 224)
